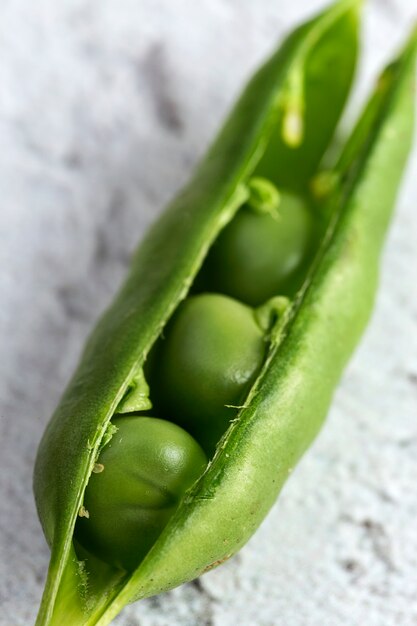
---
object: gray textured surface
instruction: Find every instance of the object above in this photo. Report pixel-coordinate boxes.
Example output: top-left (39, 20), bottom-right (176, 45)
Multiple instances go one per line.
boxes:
top-left (1, 1), bottom-right (417, 625)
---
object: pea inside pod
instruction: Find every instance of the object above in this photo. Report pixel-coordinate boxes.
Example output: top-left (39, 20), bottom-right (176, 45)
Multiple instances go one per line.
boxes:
top-left (75, 416), bottom-right (207, 571)
top-left (151, 293), bottom-right (268, 454)
top-left (201, 187), bottom-right (317, 306)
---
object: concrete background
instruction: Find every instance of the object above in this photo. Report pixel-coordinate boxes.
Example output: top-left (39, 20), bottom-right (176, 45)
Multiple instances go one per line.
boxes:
top-left (1, 1), bottom-right (416, 624)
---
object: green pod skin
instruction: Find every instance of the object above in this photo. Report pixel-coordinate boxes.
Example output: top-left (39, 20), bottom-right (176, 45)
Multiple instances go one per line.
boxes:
top-left (32, 2), bottom-right (416, 624)
top-left (152, 294), bottom-right (267, 454)
top-left (201, 191), bottom-right (316, 306)
top-left (75, 417), bottom-right (207, 571)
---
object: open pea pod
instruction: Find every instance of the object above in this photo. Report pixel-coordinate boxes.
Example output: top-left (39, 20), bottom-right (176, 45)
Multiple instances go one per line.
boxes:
top-left (33, 1), bottom-right (416, 624)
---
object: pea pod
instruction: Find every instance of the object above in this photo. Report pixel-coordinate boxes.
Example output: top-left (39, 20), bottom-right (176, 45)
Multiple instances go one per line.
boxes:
top-left (33, 1), bottom-right (416, 624)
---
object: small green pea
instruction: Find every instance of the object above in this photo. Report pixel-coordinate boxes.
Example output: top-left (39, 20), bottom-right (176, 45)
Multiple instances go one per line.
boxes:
top-left (76, 416), bottom-right (207, 571)
top-left (152, 293), bottom-right (267, 453)
top-left (202, 191), bottom-right (316, 306)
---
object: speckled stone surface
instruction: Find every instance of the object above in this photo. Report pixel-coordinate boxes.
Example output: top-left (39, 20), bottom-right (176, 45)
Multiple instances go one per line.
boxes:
top-left (1, 1), bottom-right (416, 625)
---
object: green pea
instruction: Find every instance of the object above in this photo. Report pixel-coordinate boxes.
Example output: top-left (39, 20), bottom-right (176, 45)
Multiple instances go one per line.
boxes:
top-left (76, 416), bottom-right (207, 571)
top-left (202, 191), bottom-right (316, 306)
top-left (152, 293), bottom-right (266, 453)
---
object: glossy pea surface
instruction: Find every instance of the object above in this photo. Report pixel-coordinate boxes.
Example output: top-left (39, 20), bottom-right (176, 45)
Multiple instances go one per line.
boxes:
top-left (76, 416), bottom-right (207, 571)
top-left (153, 293), bottom-right (266, 453)
top-left (203, 192), bottom-right (316, 306)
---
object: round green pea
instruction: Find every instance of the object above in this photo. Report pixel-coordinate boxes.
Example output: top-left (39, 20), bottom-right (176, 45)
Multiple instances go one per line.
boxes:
top-left (76, 416), bottom-right (207, 571)
top-left (203, 191), bottom-right (315, 306)
top-left (152, 293), bottom-right (266, 453)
